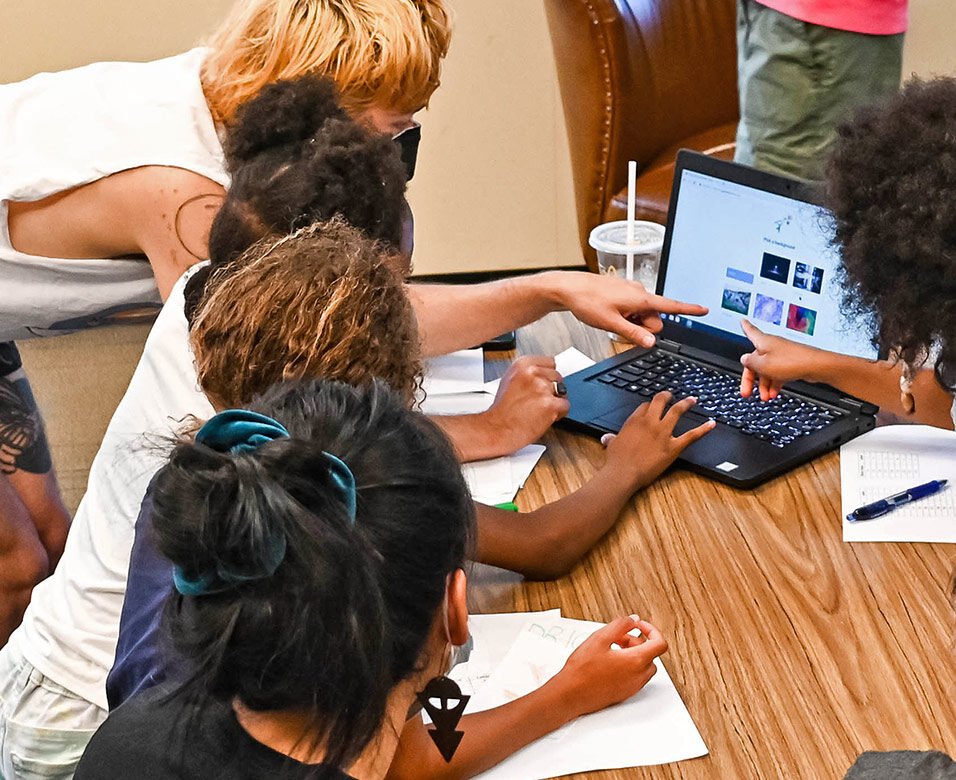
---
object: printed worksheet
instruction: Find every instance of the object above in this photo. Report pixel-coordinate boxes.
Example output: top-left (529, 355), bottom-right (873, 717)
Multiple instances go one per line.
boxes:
top-left (842, 425), bottom-right (956, 542)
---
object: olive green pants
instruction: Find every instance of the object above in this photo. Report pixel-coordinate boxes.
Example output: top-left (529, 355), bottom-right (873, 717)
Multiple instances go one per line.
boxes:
top-left (734, 0), bottom-right (904, 182)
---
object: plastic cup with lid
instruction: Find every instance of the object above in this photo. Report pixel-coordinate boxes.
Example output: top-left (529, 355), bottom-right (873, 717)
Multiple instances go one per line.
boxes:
top-left (588, 220), bottom-right (665, 292)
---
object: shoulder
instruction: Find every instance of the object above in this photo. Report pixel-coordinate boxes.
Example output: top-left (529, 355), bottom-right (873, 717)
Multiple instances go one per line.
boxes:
top-left (104, 165), bottom-right (225, 213)
top-left (75, 689), bottom-right (184, 779)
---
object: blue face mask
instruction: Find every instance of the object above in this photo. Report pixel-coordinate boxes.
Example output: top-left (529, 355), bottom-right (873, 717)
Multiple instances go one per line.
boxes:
top-left (393, 123), bottom-right (421, 181)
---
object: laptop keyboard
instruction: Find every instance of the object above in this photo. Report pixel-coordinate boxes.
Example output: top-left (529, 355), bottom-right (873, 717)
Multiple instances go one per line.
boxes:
top-left (594, 351), bottom-right (844, 448)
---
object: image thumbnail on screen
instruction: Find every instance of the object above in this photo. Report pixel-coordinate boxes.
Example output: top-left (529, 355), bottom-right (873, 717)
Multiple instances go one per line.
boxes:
top-left (721, 288), bottom-right (752, 316)
top-left (760, 252), bottom-right (791, 284)
top-left (753, 293), bottom-right (784, 326)
top-left (793, 262), bottom-right (824, 294)
top-left (787, 304), bottom-right (817, 336)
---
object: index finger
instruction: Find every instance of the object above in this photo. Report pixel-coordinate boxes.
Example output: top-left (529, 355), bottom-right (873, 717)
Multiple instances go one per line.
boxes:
top-left (740, 364), bottom-right (756, 398)
top-left (640, 294), bottom-right (708, 317)
top-left (662, 395), bottom-right (698, 428)
top-left (634, 619), bottom-right (664, 643)
top-left (621, 632), bottom-right (667, 662)
top-left (740, 318), bottom-right (765, 347)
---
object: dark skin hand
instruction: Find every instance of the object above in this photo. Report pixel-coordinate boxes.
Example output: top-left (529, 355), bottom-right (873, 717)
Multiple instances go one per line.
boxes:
top-left (471, 392), bottom-right (716, 580)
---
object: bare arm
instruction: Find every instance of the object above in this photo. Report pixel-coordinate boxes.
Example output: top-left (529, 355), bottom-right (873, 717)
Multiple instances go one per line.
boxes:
top-left (6, 167), bottom-right (224, 303)
top-left (387, 618), bottom-right (667, 780)
top-left (408, 272), bottom-right (708, 357)
top-left (473, 394), bottom-right (716, 580)
top-left (739, 320), bottom-right (954, 430)
top-left (0, 367), bottom-right (69, 565)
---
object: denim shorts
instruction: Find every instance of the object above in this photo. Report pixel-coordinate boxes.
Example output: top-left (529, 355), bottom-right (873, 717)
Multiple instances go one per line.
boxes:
top-left (0, 633), bottom-right (105, 779)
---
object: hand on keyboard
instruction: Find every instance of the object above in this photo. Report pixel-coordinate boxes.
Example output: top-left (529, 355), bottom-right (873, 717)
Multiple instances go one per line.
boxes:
top-left (601, 391), bottom-right (715, 489)
top-left (739, 319), bottom-right (824, 401)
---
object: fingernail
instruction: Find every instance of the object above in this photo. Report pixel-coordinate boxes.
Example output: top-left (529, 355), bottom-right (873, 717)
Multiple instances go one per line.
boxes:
top-left (629, 614), bottom-right (641, 622)
top-left (600, 433), bottom-right (614, 446)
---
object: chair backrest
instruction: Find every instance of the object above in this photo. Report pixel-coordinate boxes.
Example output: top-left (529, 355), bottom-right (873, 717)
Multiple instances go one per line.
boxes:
top-left (544, 0), bottom-right (738, 262)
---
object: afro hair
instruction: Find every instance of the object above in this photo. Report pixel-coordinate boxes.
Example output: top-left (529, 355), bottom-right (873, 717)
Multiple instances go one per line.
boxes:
top-left (828, 77), bottom-right (956, 389)
top-left (185, 73), bottom-right (408, 323)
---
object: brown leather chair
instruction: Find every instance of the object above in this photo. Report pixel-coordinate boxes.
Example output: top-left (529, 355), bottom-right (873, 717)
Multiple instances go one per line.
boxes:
top-left (544, 0), bottom-right (739, 271)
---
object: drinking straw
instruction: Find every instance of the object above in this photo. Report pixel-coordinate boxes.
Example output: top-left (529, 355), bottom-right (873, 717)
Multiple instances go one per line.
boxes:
top-left (626, 160), bottom-right (637, 281)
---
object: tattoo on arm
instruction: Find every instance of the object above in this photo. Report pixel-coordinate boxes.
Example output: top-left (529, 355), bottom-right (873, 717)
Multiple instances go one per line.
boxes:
top-left (175, 193), bottom-right (225, 261)
top-left (0, 371), bottom-right (53, 475)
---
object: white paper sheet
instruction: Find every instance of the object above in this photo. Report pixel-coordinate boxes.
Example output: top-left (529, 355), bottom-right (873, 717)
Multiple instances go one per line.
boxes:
top-left (419, 391), bottom-right (495, 416)
top-left (463, 615), bottom-right (708, 780)
top-left (463, 444), bottom-right (546, 506)
top-left (553, 346), bottom-right (599, 378)
top-left (449, 611), bottom-right (562, 698)
top-left (421, 349), bottom-right (486, 396)
top-left (841, 425), bottom-right (956, 542)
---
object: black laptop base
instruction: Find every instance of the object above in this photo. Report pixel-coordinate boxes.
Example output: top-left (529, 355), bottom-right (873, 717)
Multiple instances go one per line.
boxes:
top-left (558, 343), bottom-right (877, 489)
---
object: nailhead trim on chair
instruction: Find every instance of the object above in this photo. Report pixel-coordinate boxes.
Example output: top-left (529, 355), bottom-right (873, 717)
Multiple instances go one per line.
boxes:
top-left (583, 0), bottom-right (616, 247)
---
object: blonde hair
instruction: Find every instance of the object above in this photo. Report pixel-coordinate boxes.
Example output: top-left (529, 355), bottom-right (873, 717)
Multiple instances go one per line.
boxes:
top-left (191, 219), bottom-right (422, 409)
top-left (201, 0), bottom-right (452, 125)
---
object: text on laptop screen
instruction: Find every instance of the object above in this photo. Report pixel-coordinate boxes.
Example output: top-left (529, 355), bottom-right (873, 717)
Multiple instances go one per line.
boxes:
top-left (661, 169), bottom-right (879, 360)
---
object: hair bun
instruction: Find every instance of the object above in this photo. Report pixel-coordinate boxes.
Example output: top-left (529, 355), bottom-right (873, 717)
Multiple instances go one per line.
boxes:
top-left (153, 444), bottom-right (289, 593)
top-left (225, 75), bottom-right (349, 166)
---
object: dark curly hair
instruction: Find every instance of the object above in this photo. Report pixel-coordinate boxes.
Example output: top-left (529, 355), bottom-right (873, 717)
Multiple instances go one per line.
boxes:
top-left (184, 74), bottom-right (408, 322)
top-left (828, 77), bottom-right (956, 389)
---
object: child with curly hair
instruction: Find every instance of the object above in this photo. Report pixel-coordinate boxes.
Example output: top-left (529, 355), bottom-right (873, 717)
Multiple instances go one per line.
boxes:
top-left (738, 77), bottom-right (956, 431)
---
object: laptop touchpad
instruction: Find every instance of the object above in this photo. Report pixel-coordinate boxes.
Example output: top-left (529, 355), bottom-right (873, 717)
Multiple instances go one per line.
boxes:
top-left (593, 401), bottom-right (708, 434)
top-left (593, 401), bottom-right (640, 432)
top-left (591, 404), bottom-right (708, 436)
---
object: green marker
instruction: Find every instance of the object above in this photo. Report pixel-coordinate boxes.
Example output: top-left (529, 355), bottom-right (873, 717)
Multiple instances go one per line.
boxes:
top-left (494, 502), bottom-right (519, 512)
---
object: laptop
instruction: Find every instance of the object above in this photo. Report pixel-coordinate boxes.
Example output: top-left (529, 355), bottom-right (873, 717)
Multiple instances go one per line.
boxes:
top-left (559, 150), bottom-right (880, 488)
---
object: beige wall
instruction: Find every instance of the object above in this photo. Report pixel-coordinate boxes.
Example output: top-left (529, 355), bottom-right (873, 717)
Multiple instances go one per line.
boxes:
top-left (0, 0), bottom-right (232, 81)
top-left (2, 0), bottom-right (955, 277)
top-left (406, 1), bottom-right (580, 274)
top-left (902, 0), bottom-right (956, 78)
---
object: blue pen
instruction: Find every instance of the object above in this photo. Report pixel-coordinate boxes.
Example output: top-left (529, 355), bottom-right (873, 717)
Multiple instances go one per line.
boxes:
top-left (846, 479), bottom-right (949, 522)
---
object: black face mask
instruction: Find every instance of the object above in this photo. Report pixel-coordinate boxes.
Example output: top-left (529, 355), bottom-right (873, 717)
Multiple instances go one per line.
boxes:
top-left (393, 123), bottom-right (421, 181)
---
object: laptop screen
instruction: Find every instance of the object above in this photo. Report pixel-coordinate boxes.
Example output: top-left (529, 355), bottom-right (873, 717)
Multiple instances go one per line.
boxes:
top-left (659, 167), bottom-right (879, 361)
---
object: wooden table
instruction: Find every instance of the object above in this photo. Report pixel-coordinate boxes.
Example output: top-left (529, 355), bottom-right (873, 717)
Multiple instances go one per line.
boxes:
top-left (472, 312), bottom-right (956, 780)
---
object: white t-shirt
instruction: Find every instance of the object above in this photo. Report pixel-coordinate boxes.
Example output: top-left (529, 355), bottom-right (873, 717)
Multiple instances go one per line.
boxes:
top-left (15, 269), bottom-right (214, 709)
top-left (0, 48), bottom-right (228, 341)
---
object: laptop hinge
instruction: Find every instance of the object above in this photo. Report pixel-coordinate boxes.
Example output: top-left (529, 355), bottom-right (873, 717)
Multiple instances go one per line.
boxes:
top-left (658, 339), bottom-right (682, 353)
top-left (837, 396), bottom-right (879, 416)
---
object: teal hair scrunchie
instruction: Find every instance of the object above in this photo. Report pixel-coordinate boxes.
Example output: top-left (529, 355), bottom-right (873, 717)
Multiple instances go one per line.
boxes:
top-left (324, 452), bottom-right (357, 523)
top-left (173, 409), bottom-right (358, 597)
top-left (195, 409), bottom-right (290, 453)
top-left (174, 409), bottom-right (291, 597)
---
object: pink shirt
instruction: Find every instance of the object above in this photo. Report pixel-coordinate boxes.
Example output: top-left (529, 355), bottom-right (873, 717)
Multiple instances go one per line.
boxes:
top-left (755, 0), bottom-right (908, 35)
